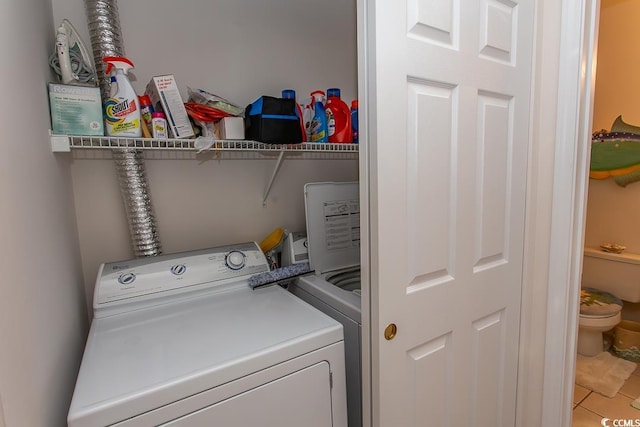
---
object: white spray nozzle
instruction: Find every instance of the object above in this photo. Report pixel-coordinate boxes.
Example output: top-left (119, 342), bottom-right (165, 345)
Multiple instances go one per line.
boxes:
top-left (103, 56), bottom-right (135, 75)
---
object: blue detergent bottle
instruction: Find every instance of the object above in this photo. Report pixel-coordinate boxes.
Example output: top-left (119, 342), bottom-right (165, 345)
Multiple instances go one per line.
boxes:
top-left (309, 90), bottom-right (328, 142)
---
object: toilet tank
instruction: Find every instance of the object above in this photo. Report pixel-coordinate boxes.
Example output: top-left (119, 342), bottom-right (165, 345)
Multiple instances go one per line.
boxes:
top-left (582, 247), bottom-right (640, 302)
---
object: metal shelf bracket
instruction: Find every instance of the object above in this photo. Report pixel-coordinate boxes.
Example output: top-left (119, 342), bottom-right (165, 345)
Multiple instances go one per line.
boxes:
top-left (262, 151), bottom-right (286, 206)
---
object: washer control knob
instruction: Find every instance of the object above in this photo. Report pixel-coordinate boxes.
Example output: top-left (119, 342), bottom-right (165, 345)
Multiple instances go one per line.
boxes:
top-left (170, 264), bottom-right (187, 276)
top-left (118, 272), bottom-right (136, 285)
top-left (225, 251), bottom-right (246, 270)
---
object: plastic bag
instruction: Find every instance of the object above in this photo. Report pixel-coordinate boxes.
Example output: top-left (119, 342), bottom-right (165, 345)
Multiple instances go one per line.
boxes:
top-left (187, 87), bottom-right (244, 117)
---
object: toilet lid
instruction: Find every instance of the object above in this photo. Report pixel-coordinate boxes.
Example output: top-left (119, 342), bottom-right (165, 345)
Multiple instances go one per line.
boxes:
top-left (580, 287), bottom-right (623, 317)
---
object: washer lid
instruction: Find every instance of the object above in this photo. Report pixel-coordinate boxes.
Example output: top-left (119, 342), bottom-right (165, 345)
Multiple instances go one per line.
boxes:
top-left (304, 182), bottom-right (360, 275)
top-left (68, 285), bottom-right (343, 427)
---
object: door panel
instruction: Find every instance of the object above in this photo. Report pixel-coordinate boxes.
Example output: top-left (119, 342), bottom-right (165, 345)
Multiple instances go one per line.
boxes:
top-left (367, 0), bottom-right (534, 425)
top-left (406, 79), bottom-right (455, 290)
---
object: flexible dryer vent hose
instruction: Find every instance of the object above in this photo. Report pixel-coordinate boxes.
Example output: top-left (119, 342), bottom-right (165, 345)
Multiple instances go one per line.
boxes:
top-left (84, 0), bottom-right (162, 257)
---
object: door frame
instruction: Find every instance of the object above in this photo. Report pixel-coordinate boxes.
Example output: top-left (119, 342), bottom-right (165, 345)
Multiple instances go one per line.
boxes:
top-left (540, 0), bottom-right (599, 425)
top-left (356, 0), bottom-right (372, 425)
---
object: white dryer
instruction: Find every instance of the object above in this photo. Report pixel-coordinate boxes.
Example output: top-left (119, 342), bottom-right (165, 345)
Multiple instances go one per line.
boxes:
top-left (68, 242), bottom-right (347, 427)
top-left (288, 182), bottom-right (362, 427)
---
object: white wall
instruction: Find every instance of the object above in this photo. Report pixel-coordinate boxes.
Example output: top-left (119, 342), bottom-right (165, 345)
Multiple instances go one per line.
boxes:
top-left (0, 0), bottom-right (88, 425)
top-left (591, 0), bottom-right (640, 134)
top-left (587, 0), bottom-right (640, 320)
top-left (587, 0), bottom-right (640, 254)
top-left (52, 0), bottom-right (359, 312)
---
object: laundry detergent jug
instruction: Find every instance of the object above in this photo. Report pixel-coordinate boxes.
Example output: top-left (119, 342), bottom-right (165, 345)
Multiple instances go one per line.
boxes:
top-left (325, 88), bottom-right (352, 143)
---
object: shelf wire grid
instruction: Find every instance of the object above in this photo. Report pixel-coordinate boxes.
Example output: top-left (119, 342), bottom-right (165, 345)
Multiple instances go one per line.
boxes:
top-left (66, 136), bottom-right (359, 153)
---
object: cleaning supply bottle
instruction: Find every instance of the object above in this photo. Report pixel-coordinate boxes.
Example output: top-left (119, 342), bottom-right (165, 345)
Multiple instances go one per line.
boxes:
top-left (102, 56), bottom-right (141, 137)
top-left (138, 94), bottom-right (154, 138)
top-left (299, 96), bottom-right (313, 142)
top-left (309, 90), bottom-right (328, 142)
top-left (325, 88), bottom-right (352, 143)
top-left (151, 112), bottom-right (168, 138)
top-left (351, 99), bottom-right (359, 144)
top-left (282, 89), bottom-right (306, 142)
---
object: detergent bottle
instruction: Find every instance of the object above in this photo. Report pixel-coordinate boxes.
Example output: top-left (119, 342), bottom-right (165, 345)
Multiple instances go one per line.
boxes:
top-left (299, 96), bottom-right (313, 142)
top-left (309, 90), bottom-right (328, 142)
top-left (103, 56), bottom-right (141, 137)
top-left (325, 88), bottom-right (352, 143)
top-left (351, 99), bottom-right (358, 144)
top-left (282, 89), bottom-right (306, 142)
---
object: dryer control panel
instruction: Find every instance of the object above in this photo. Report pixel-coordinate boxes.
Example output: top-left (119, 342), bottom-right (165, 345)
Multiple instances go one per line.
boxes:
top-left (93, 242), bottom-right (269, 317)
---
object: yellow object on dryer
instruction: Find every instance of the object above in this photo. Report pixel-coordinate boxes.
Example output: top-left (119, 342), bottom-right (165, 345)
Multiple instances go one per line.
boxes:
top-left (259, 228), bottom-right (285, 254)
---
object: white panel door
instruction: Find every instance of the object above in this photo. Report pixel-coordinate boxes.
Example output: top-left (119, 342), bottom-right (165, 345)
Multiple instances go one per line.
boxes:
top-left (365, 0), bottom-right (535, 425)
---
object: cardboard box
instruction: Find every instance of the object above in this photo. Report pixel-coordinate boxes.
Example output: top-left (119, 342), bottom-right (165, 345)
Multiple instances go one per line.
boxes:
top-left (48, 83), bottom-right (104, 136)
top-left (145, 75), bottom-right (194, 139)
top-left (215, 117), bottom-right (245, 140)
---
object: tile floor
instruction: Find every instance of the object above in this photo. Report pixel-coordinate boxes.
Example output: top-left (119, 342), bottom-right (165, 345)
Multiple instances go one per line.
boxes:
top-left (573, 362), bottom-right (640, 426)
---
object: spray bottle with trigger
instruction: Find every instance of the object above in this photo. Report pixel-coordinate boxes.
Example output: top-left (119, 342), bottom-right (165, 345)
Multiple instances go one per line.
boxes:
top-left (103, 56), bottom-right (141, 137)
top-left (309, 90), bottom-right (328, 142)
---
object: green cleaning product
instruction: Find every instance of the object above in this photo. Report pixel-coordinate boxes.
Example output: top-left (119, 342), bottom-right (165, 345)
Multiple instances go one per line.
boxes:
top-left (103, 56), bottom-right (141, 137)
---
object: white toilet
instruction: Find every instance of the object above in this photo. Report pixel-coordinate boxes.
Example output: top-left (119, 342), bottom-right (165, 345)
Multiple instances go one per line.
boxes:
top-left (578, 287), bottom-right (622, 356)
top-left (578, 247), bottom-right (640, 356)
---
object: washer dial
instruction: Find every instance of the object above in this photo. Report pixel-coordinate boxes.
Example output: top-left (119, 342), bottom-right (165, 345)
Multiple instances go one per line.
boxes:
top-left (118, 272), bottom-right (136, 285)
top-left (170, 264), bottom-right (187, 276)
top-left (225, 250), bottom-right (246, 270)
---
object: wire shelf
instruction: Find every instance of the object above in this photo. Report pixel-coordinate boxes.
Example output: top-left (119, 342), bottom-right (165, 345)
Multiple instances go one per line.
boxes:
top-left (52, 134), bottom-right (359, 154)
top-left (51, 133), bottom-right (359, 205)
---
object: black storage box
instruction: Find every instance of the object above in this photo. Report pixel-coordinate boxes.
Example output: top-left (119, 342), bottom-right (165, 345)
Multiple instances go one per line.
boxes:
top-left (245, 96), bottom-right (303, 144)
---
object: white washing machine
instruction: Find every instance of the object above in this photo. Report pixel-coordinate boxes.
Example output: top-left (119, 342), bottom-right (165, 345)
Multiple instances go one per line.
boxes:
top-left (288, 182), bottom-right (362, 427)
top-left (68, 242), bottom-right (347, 427)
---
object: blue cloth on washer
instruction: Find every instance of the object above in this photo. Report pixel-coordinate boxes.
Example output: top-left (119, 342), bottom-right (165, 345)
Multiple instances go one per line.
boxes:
top-left (248, 262), bottom-right (311, 289)
top-left (580, 287), bottom-right (623, 316)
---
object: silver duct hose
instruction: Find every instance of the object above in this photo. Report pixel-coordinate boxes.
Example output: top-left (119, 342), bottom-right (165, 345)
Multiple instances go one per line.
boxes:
top-left (112, 150), bottom-right (162, 256)
top-left (85, 0), bottom-right (162, 257)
